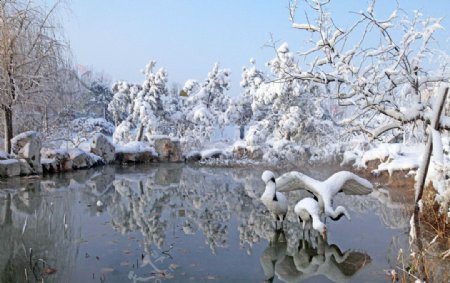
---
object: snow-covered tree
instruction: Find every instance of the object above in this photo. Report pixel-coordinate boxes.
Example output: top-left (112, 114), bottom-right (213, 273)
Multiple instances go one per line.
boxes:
top-left (108, 81), bottom-right (136, 127)
top-left (180, 63), bottom-right (231, 149)
top-left (285, 0), bottom-right (450, 250)
top-left (225, 59), bottom-right (263, 130)
top-left (109, 61), bottom-right (183, 144)
top-left (0, 0), bottom-right (67, 152)
top-left (239, 45), bottom-right (342, 161)
top-left (88, 77), bottom-right (113, 121)
top-left (287, 0), bottom-right (450, 143)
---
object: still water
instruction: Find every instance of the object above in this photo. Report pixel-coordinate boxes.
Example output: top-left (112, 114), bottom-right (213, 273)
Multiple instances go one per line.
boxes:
top-left (0, 164), bottom-right (411, 282)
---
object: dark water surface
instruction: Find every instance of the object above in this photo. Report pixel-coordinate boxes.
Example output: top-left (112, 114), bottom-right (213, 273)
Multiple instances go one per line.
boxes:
top-left (0, 164), bottom-right (411, 282)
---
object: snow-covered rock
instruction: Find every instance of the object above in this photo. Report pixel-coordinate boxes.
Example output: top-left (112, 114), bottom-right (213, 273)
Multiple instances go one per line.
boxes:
top-left (0, 159), bottom-right (20, 177)
top-left (41, 148), bottom-right (73, 172)
top-left (69, 148), bottom-right (103, 169)
top-left (41, 158), bottom-right (59, 173)
top-left (184, 151), bottom-right (202, 162)
top-left (41, 148), bottom-right (70, 161)
top-left (153, 136), bottom-right (182, 162)
top-left (90, 133), bottom-right (115, 163)
top-left (0, 151), bottom-right (13, 160)
top-left (115, 151), bottom-right (158, 164)
top-left (18, 159), bottom-right (33, 175)
top-left (345, 143), bottom-right (424, 176)
top-left (201, 148), bottom-right (228, 160)
top-left (115, 141), bottom-right (158, 164)
top-left (10, 131), bottom-right (42, 174)
top-left (232, 142), bottom-right (263, 160)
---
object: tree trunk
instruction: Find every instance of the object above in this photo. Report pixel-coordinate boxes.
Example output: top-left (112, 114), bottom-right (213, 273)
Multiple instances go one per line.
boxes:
top-left (136, 124), bottom-right (144, 141)
top-left (44, 105), bottom-right (49, 132)
top-left (2, 106), bottom-right (13, 153)
top-left (414, 86), bottom-right (449, 205)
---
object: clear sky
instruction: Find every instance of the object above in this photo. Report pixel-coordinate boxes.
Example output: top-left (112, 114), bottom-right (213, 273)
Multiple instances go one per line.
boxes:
top-left (63, 0), bottom-right (450, 94)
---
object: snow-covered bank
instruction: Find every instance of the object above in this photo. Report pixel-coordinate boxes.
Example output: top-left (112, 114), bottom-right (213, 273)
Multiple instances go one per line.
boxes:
top-left (0, 131), bottom-right (188, 178)
top-left (342, 142), bottom-right (450, 213)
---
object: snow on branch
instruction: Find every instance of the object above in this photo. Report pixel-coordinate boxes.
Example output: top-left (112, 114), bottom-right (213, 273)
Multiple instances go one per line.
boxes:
top-left (282, 1), bottom-right (450, 143)
top-left (292, 23), bottom-right (320, 32)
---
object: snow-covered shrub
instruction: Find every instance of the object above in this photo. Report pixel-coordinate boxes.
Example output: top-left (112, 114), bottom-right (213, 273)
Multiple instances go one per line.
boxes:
top-left (43, 117), bottom-right (115, 149)
top-left (262, 139), bottom-right (306, 163)
top-left (245, 120), bottom-right (274, 146)
top-left (71, 117), bottom-right (115, 137)
top-left (113, 120), bottom-right (134, 144)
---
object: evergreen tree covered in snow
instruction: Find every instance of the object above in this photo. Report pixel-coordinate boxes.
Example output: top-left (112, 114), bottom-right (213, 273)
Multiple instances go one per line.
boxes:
top-left (225, 59), bottom-right (262, 128)
top-left (89, 78), bottom-right (113, 121)
top-left (180, 63), bottom-right (231, 149)
top-left (108, 81), bottom-right (136, 127)
top-left (109, 61), bottom-right (183, 144)
top-left (240, 45), bottom-right (341, 161)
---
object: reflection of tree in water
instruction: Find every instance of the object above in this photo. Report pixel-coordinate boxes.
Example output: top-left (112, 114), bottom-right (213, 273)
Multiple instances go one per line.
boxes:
top-left (0, 178), bottom-right (79, 283)
top-left (260, 231), bottom-right (372, 283)
top-left (0, 164), bottom-right (407, 282)
top-left (178, 167), bottom-right (234, 253)
top-left (105, 165), bottom-right (236, 253)
top-left (229, 169), bottom-right (277, 254)
top-left (106, 169), bottom-right (174, 251)
top-left (338, 188), bottom-right (412, 229)
top-left (104, 165), bottom-right (275, 255)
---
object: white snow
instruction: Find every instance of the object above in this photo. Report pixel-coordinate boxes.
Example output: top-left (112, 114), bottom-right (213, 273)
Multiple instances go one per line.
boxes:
top-left (115, 141), bottom-right (157, 155)
top-left (0, 151), bottom-right (11, 160)
top-left (40, 158), bottom-right (56, 165)
top-left (201, 148), bottom-right (225, 159)
top-left (347, 143), bottom-right (427, 176)
top-left (0, 159), bottom-right (19, 165)
top-left (374, 156), bottom-right (421, 176)
top-left (277, 170), bottom-right (372, 220)
top-left (292, 23), bottom-right (320, 32)
top-left (431, 129), bottom-right (444, 164)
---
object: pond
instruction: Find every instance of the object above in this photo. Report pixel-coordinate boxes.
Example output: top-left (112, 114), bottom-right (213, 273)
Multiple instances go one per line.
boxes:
top-left (0, 163), bottom-right (412, 282)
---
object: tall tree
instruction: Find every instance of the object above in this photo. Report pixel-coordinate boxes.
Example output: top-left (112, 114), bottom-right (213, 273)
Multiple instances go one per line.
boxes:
top-left (180, 63), bottom-right (231, 149)
top-left (109, 61), bottom-right (176, 143)
top-left (0, 0), bottom-right (67, 152)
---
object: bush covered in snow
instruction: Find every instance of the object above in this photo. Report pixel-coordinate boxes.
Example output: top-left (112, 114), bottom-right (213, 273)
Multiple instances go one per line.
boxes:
top-left (43, 117), bottom-right (115, 149)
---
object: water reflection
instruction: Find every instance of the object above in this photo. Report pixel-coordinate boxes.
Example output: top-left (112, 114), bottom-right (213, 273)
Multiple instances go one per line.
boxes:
top-left (0, 164), bottom-right (411, 282)
top-left (261, 231), bottom-right (371, 283)
top-left (0, 177), bottom-right (79, 282)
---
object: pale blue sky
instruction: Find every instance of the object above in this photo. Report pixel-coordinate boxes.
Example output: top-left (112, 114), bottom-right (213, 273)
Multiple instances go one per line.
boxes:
top-left (64, 0), bottom-right (450, 94)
